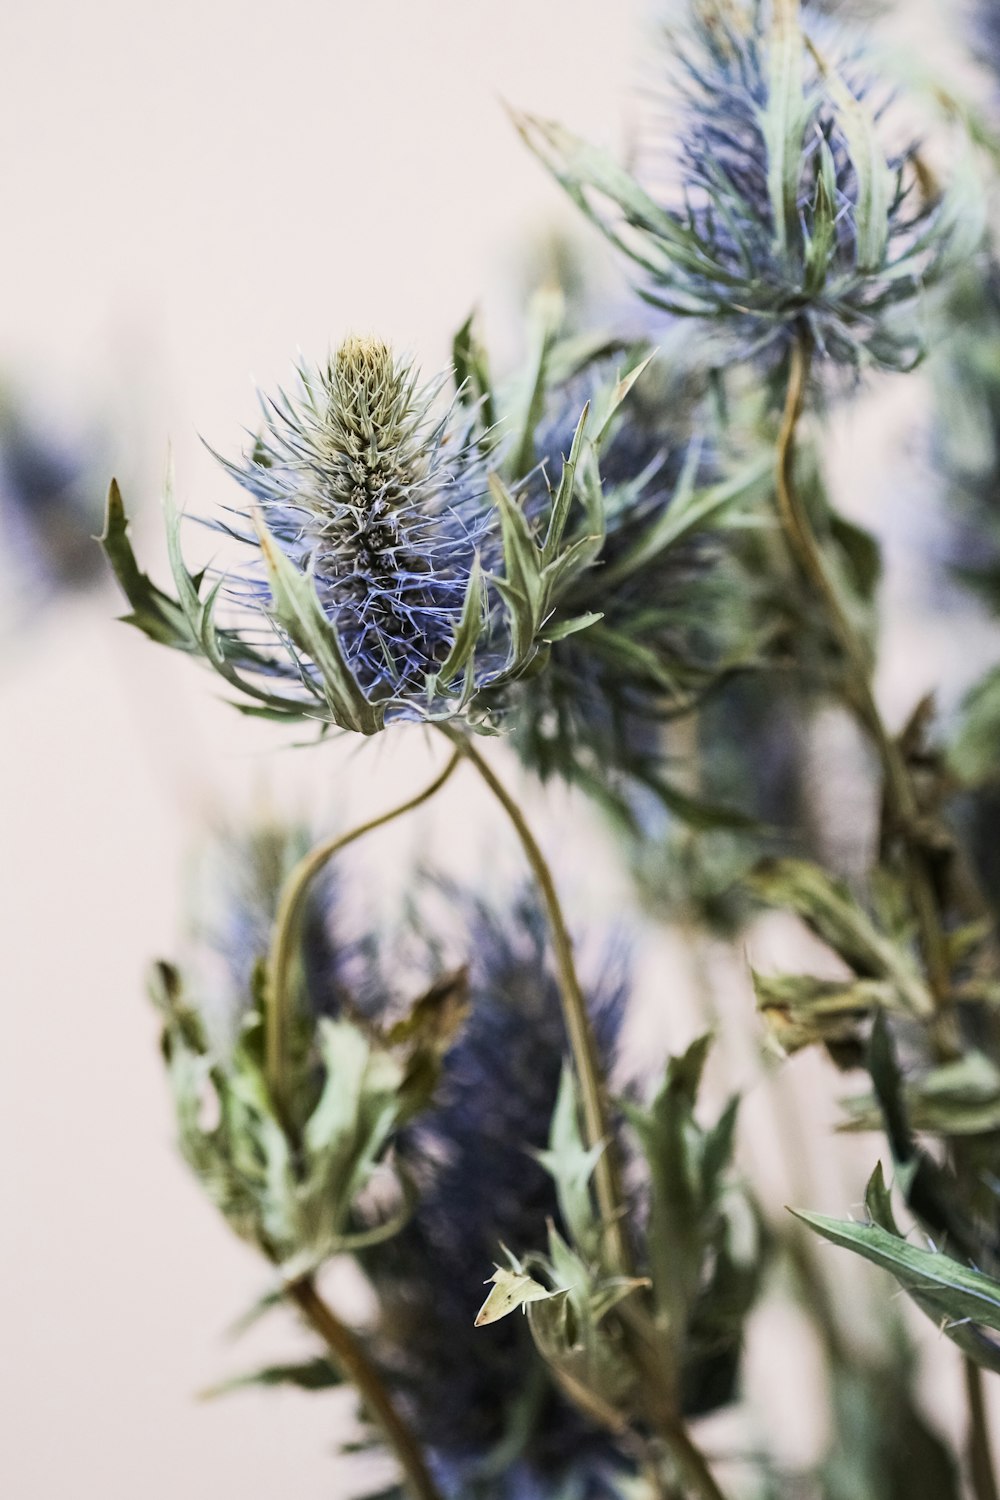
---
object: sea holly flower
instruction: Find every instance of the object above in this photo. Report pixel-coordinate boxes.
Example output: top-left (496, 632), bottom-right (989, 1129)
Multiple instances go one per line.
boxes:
top-left (364, 886), bottom-right (634, 1499)
top-left (517, 0), bottom-right (980, 373)
top-left (101, 333), bottom-right (639, 736)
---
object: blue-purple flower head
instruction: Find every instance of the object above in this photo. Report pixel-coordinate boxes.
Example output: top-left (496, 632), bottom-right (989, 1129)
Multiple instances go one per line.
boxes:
top-left (103, 332), bottom-right (629, 736)
top-left (218, 337), bottom-right (501, 721)
top-left (364, 886), bottom-right (632, 1500)
top-left (0, 396), bottom-right (104, 605)
top-left (519, 0), bottom-right (979, 374)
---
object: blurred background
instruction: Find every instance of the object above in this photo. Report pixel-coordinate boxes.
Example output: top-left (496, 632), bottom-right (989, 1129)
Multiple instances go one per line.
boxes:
top-left (2, 0), bottom-right (996, 1495)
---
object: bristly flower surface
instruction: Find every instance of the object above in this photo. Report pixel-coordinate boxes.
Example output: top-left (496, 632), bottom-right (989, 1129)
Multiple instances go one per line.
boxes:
top-left (364, 887), bottom-right (632, 1500)
top-left (217, 338), bottom-right (500, 716)
top-left (518, 0), bottom-right (978, 374)
top-left (103, 332), bottom-right (634, 736)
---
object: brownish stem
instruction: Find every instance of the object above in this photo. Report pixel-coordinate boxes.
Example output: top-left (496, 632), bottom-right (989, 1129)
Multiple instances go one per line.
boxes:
top-left (265, 750), bottom-right (462, 1129)
top-left (285, 1275), bottom-right (443, 1500)
top-left (442, 730), bottom-right (735, 1497)
top-left (775, 340), bottom-right (954, 1044)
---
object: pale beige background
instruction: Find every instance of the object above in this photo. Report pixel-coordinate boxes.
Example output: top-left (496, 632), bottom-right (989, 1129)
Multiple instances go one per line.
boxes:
top-left (2, 0), bottom-right (995, 1496)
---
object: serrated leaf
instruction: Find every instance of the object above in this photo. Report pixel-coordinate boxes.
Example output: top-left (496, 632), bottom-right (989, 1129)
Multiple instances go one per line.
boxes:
top-left (624, 1035), bottom-right (739, 1341)
top-left (814, 47), bottom-right (893, 271)
top-left (475, 1266), bottom-right (557, 1327)
top-left (748, 859), bottom-right (933, 1018)
top-left (100, 480), bottom-right (198, 650)
top-left (752, 970), bottom-right (896, 1057)
top-left (534, 1065), bottom-right (605, 1260)
top-left (794, 1195), bottom-right (1000, 1372)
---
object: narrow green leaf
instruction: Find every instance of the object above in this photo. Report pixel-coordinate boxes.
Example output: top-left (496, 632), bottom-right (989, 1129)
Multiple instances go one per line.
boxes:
top-left (200, 1356), bottom-right (341, 1400)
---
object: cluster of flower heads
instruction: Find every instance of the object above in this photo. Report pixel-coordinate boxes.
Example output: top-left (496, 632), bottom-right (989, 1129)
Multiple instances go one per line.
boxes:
top-left (520, 0), bottom-right (978, 373)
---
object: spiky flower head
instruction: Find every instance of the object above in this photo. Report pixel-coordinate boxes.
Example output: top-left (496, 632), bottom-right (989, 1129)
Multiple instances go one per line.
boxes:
top-left (364, 886), bottom-right (632, 1499)
top-left (218, 337), bottom-right (499, 716)
top-left (103, 333), bottom-right (634, 736)
top-left (520, 0), bottom-right (979, 374)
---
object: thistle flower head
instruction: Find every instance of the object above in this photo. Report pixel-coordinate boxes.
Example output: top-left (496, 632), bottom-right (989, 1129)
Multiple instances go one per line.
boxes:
top-left (217, 336), bottom-right (501, 720)
top-left (364, 886), bottom-right (631, 1498)
top-left (104, 330), bottom-right (634, 736)
top-left (521, 0), bottom-right (978, 374)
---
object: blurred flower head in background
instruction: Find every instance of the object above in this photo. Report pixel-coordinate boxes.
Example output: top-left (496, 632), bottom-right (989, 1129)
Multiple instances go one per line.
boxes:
top-left (520, 0), bottom-right (977, 375)
top-left (0, 391), bottom-right (104, 628)
top-left (364, 883), bottom-right (633, 1500)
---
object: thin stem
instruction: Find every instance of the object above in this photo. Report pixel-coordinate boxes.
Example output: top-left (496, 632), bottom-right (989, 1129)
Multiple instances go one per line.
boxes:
top-left (445, 729), bottom-right (732, 1498)
top-left (265, 749), bottom-right (462, 1127)
top-left (775, 340), bottom-right (954, 1038)
top-left (663, 1420), bottom-right (731, 1500)
top-left (439, 726), bottom-right (630, 1277)
top-left (285, 1274), bottom-right (443, 1500)
top-left (966, 1356), bottom-right (1000, 1500)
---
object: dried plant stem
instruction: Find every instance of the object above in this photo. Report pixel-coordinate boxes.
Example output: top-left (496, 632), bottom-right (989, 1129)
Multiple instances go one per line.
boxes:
top-left (967, 1357), bottom-right (1000, 1500)
top-left (265, 749), bottom-right (462, 1127)
top-left (439, 726), bottom-right (630, 1276)
top-left (440, 728), bottom-right (733, 1500)
top-left (285, 1275), bottom-right (443, 1500)
top-left (775, 340), bottom-right (954, 1043)
top-left (778, 343), bottom-right (999, 1492)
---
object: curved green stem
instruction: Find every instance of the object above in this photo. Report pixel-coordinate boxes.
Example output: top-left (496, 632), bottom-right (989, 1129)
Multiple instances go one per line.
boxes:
top-left (442, 729), bottom-right (733, 1497)
top-left (775, 340), bottom-right (955, 1044)
top-left (265, 749), bottom-right (462, 1127)
top-left (439, 726), bottom-right (630, 1277)
top-left (285, 1274), bottom-right (443, 1500)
